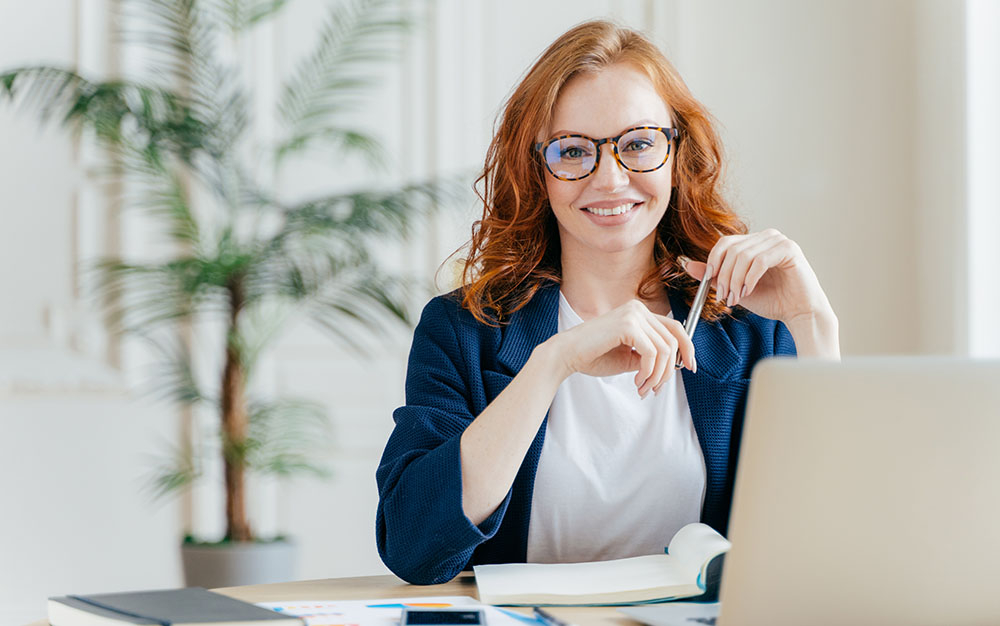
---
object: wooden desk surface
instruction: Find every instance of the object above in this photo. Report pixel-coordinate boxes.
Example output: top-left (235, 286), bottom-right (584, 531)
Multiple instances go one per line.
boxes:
top-left (29, 574), bottom-right (641, 626)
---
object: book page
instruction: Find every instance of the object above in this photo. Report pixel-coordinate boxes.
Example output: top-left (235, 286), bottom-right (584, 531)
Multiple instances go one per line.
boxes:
top-left (665, 523), bottom-right (732, 575)
top-left (474, 554), bottom-right (705, 605)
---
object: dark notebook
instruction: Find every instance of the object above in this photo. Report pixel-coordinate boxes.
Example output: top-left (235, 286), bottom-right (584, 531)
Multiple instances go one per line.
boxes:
top-left (47, 587), bottom-right (304, 626)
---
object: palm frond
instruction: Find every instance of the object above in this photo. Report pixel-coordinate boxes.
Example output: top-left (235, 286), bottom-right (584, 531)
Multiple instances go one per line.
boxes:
top-left (93, 257), bottom-right (233, 333)
top-left (209, 0), bottom-right (290, 33)
top-left (275, 0), bottom-right (409, 163)
top-left (143, 334), bottom-right (212, 406)
top-left (119, 0), bottom-right (216, 93)
top-left (309, 268), bottom-right (413, 345)
top-left (145, 437), bottom-right (201, 500)
top-left (0, 67), bottom-right (213, 161)
top-left (119, 0), bottom-right (249, 158)
top-left (119, 145), bottom-right (203, 247)
top-left (275, 177), bottom-right (463, 248)
top-left (228, 299), bottom-right (294, 381)
top-left (244, 397), bottom-right (333, 478)
top-left (276, 126), bottom-right (386, 169)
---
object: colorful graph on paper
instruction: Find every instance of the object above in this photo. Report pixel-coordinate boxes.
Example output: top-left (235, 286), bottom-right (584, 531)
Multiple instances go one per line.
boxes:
top-left (256, 595), bottom-right (534, 626)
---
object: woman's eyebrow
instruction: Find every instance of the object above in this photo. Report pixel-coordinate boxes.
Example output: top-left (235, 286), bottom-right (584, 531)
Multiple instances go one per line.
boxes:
top-left (547, 119), bottom-right (664, 138)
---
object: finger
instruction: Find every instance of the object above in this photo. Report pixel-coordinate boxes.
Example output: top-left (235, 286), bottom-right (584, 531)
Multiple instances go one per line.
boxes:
top-left (636, 317), bottom-right (672, 396)
top-left (741, 235), bottom-right (798, 300)
top-left (625, 319), bottom-right (659, 393)
top-left (705, 237), bottom-right (736, 303)
top-left (742, 255), bottom-right (769, 300)
top-left (638, 315), bottom-right (677, 393)
top-left (713, 236), bottom-right (758, 305)
top-left (678, 257), bottom-right (710, 281)
top-left (650, 314), bottom-right (695, 390)
top-left (651, 313), bottom-right (692, 370)
top-left (727, 239), bottom-right (775, 307)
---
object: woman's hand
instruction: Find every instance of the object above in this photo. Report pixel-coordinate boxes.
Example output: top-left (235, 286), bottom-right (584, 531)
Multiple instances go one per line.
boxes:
top-left (681, 229), bottom-right (834, 325)
top-left (680, 229), bottom-right (840, 359)
top-left (546, 299), bottom-right (696, 398)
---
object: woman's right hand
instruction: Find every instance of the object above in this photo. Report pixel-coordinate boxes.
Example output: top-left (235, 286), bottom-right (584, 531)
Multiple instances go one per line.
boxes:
top-left (546, 299), bottom-right (696, 398)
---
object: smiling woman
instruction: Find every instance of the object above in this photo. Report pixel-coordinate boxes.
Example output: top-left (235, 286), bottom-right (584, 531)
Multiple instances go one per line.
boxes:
top-left (374, 20), bottom-right (839, 584)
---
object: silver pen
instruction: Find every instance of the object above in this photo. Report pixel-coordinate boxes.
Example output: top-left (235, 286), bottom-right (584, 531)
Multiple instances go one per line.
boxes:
top-left (674, 267), bottom-right (713, 369)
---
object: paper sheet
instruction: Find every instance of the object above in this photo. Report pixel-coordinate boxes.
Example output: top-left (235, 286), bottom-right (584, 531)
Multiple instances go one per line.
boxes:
top-left (256, 595), bottom-right (540, 626)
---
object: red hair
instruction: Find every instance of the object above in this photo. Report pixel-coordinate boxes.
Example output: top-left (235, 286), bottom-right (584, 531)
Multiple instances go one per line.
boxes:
top-left (459, 20), bottom-right (745, 325)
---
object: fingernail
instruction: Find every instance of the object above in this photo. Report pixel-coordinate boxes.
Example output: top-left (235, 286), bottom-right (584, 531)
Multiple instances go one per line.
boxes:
top-left (727, 290), bottom-right (735, 307)
top-left (678, 255), bottom-right (690, 270)
top-left (741, 285), bottom-right (747, 298)
top-left (705, 263), bottom-right (715, 279)
top-left (693, 359), bottom-right (697, 374)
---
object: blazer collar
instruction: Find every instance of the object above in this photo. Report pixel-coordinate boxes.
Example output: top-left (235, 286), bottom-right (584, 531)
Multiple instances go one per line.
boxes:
top-left (496, 282), bottom-right (560, 375)
top-left (496, 282), bottom-right (743, 381)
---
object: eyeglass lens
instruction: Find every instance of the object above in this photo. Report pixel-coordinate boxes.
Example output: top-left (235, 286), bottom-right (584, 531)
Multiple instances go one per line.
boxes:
top-left (542, 128), bottom-right (670, 180)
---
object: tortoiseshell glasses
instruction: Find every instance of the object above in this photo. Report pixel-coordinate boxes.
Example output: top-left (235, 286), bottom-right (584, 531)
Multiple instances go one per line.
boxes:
top-left (535, 126), bottom-right (679, 181)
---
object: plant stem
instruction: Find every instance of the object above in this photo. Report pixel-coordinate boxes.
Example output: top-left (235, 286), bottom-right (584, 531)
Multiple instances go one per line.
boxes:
top-left (221, 277), bottom-right (252, 541)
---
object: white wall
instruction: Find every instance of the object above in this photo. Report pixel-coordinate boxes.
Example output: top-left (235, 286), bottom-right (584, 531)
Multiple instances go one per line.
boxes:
top-left (0, 0), bottom-right (976, 623)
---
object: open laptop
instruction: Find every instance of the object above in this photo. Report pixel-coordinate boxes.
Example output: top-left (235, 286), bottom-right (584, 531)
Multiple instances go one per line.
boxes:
top-left (623, 357), bottom-right (1000, 626)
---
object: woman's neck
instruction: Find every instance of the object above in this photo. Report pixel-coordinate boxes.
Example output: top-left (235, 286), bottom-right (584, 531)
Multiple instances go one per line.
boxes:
top-left (558, 237), bottom-right (669, 320)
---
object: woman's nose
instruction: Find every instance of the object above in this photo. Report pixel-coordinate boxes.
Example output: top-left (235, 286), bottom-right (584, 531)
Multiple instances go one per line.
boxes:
top-left (590, 144), bottom-right (629, 189)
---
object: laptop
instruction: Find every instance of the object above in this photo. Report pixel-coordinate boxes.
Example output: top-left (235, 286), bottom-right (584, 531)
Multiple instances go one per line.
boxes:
top-left (623, 357), bottom-right (1000, 626)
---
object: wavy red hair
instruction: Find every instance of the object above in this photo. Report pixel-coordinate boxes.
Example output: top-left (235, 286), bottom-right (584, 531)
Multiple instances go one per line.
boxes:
top-left (459, 20), bottom-right (746, 325)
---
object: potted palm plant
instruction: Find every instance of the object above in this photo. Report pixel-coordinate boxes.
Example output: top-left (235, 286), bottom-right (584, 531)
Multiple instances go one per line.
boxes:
top-left (1, 0), bottom-right (450, 586)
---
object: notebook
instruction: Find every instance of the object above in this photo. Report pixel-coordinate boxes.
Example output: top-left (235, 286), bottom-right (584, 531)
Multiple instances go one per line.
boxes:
top-left (48, 587), bottom-right (303, 626)
top-left (473, 523), bottom-right (729, 605)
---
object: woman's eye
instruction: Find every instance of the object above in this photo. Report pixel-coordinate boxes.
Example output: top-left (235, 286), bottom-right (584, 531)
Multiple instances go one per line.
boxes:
top-left (561, 146), bottom-right (590, 159)
top-left (623, 139), bottom-right (654, 152)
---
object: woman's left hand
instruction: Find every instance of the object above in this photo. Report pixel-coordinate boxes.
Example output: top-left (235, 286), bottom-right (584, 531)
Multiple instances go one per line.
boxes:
top-left (680, 229), bottom-right (834, 326)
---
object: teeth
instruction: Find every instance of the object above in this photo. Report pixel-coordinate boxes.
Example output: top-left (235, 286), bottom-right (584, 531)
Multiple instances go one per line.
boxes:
top-left (583, 203), bottom-right (635, 216)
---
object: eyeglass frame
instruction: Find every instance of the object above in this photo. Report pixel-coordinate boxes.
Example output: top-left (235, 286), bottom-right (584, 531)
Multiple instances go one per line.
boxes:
top-left (534, 125), bottom-right (681, 181)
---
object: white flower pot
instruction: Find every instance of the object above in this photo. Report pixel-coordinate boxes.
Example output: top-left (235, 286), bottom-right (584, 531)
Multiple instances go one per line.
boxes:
top-left (181, 539), bottom-right (297, 588)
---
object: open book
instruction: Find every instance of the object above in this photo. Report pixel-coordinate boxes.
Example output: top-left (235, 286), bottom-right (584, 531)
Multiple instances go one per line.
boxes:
top-left (473, 523), bottom-right (730, 606)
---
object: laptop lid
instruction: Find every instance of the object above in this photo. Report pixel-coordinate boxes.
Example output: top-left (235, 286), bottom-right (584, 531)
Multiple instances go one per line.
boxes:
top-left (719, 357), bottom-right (1000, 626)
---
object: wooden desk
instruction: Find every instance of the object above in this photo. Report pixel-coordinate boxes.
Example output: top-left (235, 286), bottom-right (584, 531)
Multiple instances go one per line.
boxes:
top-left (30, 574), bottom-right (641, 626)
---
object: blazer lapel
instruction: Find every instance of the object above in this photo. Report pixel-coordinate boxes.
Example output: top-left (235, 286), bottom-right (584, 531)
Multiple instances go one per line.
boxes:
top-left (496, 282), bottom-right (561, 376)
top-left (668, 288), bottom-right (743, 381)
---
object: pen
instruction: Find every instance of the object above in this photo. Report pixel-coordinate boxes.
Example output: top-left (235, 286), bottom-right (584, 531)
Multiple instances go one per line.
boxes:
top-left (533, 607), bottom-right (574, 626)
top-left (674, 265), bottom-right (713, 370)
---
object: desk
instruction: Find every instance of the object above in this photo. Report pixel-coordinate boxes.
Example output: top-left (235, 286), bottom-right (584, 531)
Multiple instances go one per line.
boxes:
top-left (28, 574), bottom-right (641, 626)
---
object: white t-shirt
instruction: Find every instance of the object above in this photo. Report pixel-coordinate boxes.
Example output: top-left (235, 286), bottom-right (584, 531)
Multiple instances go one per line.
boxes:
top-left (525, 292), bottom-right (707, 563)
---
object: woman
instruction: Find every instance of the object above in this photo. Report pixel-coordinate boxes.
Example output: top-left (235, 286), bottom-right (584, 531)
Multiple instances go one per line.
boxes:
top-left (375, 20), bottom-right (838, 585)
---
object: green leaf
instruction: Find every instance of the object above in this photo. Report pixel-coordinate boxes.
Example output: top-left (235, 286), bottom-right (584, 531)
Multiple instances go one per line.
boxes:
top-left (211, 0), bottom-right (290, 33)
top-left (244, 397), bottom-right (333, 478)
top-left (276, 0), bottom-right (410, 164)
top-left (145, 437), bottom-right (201, 500)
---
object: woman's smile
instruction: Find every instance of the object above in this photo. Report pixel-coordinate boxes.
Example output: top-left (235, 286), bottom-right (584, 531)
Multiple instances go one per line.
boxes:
top-left (579, 200), bottom-right (644, 225)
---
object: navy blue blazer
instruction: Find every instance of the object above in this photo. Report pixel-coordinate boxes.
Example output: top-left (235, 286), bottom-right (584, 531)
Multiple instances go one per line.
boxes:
top-left (375, 281), bottom-right (796, 584)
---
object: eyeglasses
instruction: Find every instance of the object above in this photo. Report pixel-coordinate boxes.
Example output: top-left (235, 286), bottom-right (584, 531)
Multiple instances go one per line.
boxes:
top-left (534, 126), bottom-right (679, 181)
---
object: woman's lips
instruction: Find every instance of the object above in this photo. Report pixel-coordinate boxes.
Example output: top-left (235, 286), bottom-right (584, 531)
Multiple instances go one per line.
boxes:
top-left (579, 201), bottom-right (643, 225)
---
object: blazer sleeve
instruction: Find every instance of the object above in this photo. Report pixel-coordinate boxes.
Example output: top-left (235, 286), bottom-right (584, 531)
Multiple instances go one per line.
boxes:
top-left (375, 296), bottom-right (511, 584)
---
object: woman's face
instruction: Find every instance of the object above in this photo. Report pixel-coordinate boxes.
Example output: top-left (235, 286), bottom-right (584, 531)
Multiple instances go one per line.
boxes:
top-left (542, 63), bottom-right (674, 259)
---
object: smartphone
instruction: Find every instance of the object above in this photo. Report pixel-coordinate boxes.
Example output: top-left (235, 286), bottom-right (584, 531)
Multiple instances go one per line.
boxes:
top-left (400, 607), bottom-right (486, 626)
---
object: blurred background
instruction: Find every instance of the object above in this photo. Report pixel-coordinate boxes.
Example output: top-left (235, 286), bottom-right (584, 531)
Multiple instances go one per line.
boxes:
top-left (1, 0), bottom-right (998, 623)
